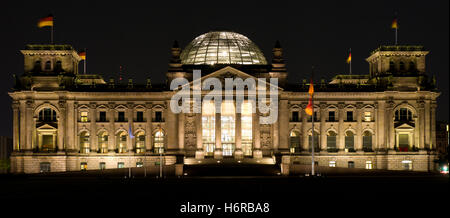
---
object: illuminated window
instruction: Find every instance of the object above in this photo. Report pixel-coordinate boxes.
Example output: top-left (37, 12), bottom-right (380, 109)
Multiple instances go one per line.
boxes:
top-left (364, 112), bottom-right (371, 122)
top-left (135, 132), bottom-right (145, 153)
top-left (289, 130), bottom-right (301, 153)
top-left (221, 101), bottom-right (235, 156)
top-left (117, 162), bottom-right (124, 169)
top-left (79, 132), bottom-right (90, 154)
top-left (153, 130), bottom-right (164, 154)
top-left (80, 162), bottom-right (87, 171)
top-left (80, 111), bottom-right (88, 122)
top-left (402, 160), bottom-right (412, 171)
top-left (136, 162), bottom-right (143, 168)
top-left (241, 101), bottom-right (253, 156)
top-left (116, 131), bottom-right (127, 153)
top-left (98, 131), bottom-right (108, 153)
top-left (366, 161), bottom-right (373, 169)
top-left (329, 161), bottom-right (336, 167)
top-left (202, 101), bottom-right (215, 156)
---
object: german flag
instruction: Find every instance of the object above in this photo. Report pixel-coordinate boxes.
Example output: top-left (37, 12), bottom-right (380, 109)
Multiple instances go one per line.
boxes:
top-left (78, 51), bottom-right (86, 60)
top-left (346, 51), bottom-right (352, 64)
top-left (305, 78), bottom-right (314, 116)
top-left (38, 15), bottom-right (53, 28)
top-left (391, 18), bottom-right (398, 29)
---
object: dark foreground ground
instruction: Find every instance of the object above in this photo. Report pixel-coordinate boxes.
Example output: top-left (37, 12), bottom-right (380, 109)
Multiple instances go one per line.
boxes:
top-left (0, 164), bottom-right (448, 217)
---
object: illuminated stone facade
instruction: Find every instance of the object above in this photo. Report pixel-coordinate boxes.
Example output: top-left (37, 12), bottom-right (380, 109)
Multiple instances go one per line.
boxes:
top-left (9, 32), bottom-right (439, 174)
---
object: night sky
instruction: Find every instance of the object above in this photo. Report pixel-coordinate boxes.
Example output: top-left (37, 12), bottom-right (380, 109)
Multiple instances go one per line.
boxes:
top-left (1, 0), bottom-right (448, 137)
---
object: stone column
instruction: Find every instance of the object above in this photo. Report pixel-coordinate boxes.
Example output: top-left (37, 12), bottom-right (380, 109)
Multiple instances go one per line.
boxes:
top-left (57, 101), bottom-right (66, 152)
top-left (279, 100), bottom-right (289, 151)
top-left (12, 101), bottom-right (19, 151)
top-left (89, 103), bottom-right (97, 153)
top-left (337, 103), bottom-right (345, 151)
top-left (166, 100), bottom-right (178, 151)
top-left (374, 103), bottom-right (378, 151)
top-left (66, 101), bottom-right (75, 152)
top-left (195, 112), bottom-right (204, 159)
top-left (425, 100), bottom-right (431, 149)
top-left (253, 111), bottom-right (262, 158)
top-left (386, 101), bottom-right (395, 150)
top-left (214, 111), bottom-right (222, 159)
top-left (178, 113), bottom-right (185, 150)
top-left (108, 103), bottom-right (115, 152)
top-left (319, 103), bottom-right (327, 151)
top-left (430, 102), bottom-right (437, 150)
top-left (25, 100), bottom-right (33, 152)
top-left (19, 101), bottom-right (27, 151)
top-left (74, 102), bottom-right (79, 151)
top-left (356, 103), bottom-right (363, 151)
top-left (235, 111), bottom-right (243, 159)
top-left (273, 108), bottom-right (279, 151)
top-left (418, 100), bottom-right (425, 149)
top-left (377, 101), bottom-right (386, 150)
top-left (301, 104), bottom-right (308, 151)
top-left (127, 103), bottom-right (134, 153)
top-left (145, 104), bottom-right (153, 152)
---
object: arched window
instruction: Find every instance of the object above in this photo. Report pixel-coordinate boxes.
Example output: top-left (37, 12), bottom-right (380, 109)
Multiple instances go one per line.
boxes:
top-left (399, 61), bottom-right (405, 71)
top-left (153, 130), bottom-right (164, 154)
top-left (135, 131), bottom-right (145, 153)
top-left (345, 131), bottom-right (355, 151)
top-left (116, 131), bottom-right (127, 153)
top-left (34, 61), bottom-right (41, 71)
top-left (289, 130), bottom-right (301, 153)
top-left (395, 108), bottom-right (413, 122)
top-left (79, 132), bottom-right (90, 154)
top-left (327, 131), bottom-right (337, 152)
top-left (38, 108), bottom-right (57, 122)
top-left (45, 61), bottom-right (51, 70)
top-left (308, 130), bottom-right (320, 152)
top-left (55, 61), bottom-right (62, 72)
top-left (363, 131), bottom-right (373, 151)
top-left (389, 61), bottom-right (395, 72)
top-left (97, 131), bottom-right (108, 153)
top-left (409, 61), bottom-right (415, 71)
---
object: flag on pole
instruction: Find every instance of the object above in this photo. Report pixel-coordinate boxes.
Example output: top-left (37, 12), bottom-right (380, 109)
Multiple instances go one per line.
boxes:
top-left (38, 15), bottom-right (53, 28)
top-left (305, 78), bottom-right (314, 116)
top-left (119, 66), bottom-right (123, 81)
top-left (78, 51), bottom-right (86, 60)
top-left (391, 17), bottom-right (398, 29)
top-left (346, 51), bottom-right (352, 64)
top-left (128, 123), bottom-right (134, 139)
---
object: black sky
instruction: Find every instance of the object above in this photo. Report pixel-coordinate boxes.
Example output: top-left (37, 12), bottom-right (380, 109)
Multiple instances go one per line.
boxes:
top-left (1, 0), bottom-right (448, 136)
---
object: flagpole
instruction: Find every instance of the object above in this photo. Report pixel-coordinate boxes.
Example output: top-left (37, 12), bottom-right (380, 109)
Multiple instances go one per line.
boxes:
top-left (311, 66), bottom-right (315, 176)
top-left (395, 27), bottom-right (398, 45)
top-left (51, 24), bottom-right (54, 44)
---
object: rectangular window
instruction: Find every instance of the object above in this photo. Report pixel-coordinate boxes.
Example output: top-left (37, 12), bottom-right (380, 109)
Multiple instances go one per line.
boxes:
top-left (366, 161), bottom-right (373, 169)
top-left (292, 111), bottom-right (299, 122)
top-left (80, 162), bottom-right (87, 171)
top-left (117, 162), bottom-right (125, 169)
top-left (221, 101), bottom-right (235, 156)
top-left (329, 161), bottom-right (336, 167)
top-left (136, 111), bottom-right (144, 122)
top-left (99, 111), bottom-right (107, 122)
top-left (348, 161), bottom-right (355, 168)
top-left (80, 111), bottom-right (88, 122)
top-left (364, 112), bottom-right (371, 122)
top-left (40, 162), bottom-right (51, 173)
top-left (99, 162), bottom-right (106, 170)
top-left (402, 160), bottom-right (412, 171)
top-left (118, 111), bottom-right (125, 122)
top-left (328, 111), bottom-right (335, 122)
top-left (347, 111), bottom-right (353, 121)
top-left (202, 101), bottom-right (215, 156)
top-left (241, 101), bottom-right (253, 156)
top-left (155, 111), bottom-right (162, 122)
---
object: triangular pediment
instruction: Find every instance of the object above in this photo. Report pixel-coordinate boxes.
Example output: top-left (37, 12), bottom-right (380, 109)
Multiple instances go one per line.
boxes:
top-left (395, 123), bottom-right (414, 129)
top-left (36, 123), bottom-right (57, 129)
top-left (176, 66), bottom-right (282, 91)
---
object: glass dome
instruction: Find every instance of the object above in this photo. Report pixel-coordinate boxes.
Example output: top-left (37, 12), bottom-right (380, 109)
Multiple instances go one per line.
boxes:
top-left (180, 31), bottom-right (268, 65)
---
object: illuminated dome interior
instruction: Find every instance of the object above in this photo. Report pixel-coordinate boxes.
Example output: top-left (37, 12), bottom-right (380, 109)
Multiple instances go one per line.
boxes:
top-left (180, 31), bottom-right (268, 65)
